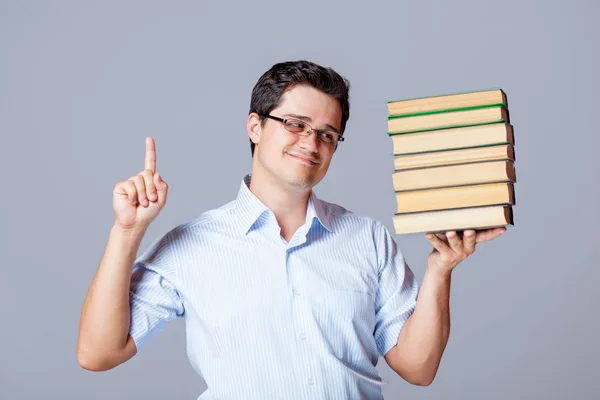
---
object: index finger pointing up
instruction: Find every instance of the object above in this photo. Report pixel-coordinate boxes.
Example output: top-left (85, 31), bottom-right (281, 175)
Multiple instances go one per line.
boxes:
top-left (145, 136), bottom-right (156, 172)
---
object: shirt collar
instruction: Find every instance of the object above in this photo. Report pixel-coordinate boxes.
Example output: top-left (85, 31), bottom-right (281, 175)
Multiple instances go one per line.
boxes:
top-left (235, 174), bottom-right (332, 235)
top-left (307, 189), bottom-right (332, 233)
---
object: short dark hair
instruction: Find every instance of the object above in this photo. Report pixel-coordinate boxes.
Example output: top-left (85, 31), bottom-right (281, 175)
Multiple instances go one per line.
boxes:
top-left (248, 60), bottom-right (350, 156)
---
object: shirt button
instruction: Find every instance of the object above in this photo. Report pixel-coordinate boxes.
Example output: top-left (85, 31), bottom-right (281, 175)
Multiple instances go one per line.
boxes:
top-left (299, 333), bottom-right (307, 340)
top-left (293, 289), bottom-right (300, 296)
top-left (307, 378), bottom-right (315, 386)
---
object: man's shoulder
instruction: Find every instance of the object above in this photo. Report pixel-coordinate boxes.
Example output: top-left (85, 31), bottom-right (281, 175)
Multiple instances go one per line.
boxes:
top-left (317, 197), bottom-right (383, 230)
top-left (164, 200), bottom-right (237, 239)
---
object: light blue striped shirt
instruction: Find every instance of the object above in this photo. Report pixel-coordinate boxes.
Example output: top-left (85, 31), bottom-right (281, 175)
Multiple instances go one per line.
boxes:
top-left (129, 174), bottom-right (419, 399)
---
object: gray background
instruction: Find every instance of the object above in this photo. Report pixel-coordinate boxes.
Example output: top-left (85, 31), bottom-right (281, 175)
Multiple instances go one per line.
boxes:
top-left (1, 0), bottom-right (598, 399)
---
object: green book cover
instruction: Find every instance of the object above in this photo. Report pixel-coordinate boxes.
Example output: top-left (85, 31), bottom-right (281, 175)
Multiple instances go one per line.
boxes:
top-left (388, 103), bottom-right (506, 119)
top-left (387, 115), bottom-right (509, 136)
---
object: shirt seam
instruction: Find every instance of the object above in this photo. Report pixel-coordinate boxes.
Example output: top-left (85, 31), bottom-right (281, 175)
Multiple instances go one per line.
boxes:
top-left (166, 230), bottom-right (186, 314)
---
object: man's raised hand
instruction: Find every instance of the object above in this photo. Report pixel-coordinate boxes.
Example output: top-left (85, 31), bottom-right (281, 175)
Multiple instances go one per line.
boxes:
top-left (112, 137), bottom-right (169, 231)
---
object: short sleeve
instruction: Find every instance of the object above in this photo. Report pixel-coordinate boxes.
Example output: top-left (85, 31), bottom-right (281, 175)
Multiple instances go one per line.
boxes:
top-left (373, 221), bottom-right (420, 357)
top-left (129, 232), bottom-right (185, 352)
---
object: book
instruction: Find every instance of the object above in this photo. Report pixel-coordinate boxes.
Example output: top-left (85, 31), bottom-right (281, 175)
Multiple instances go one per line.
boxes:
top-left (388, 106), bottom-right (509, 135)
top-left (392, 123), bottom-right (513, 155)
top-left (387, 88), bottom-right (507, 117)
top-left (386, 88), bottom-right (517, 235)
top-left (395, 182), bottom-right (515, 214)
top-left (393, 205), bottom-right (513, 234)
top-left (392, 159), bottom-right (516, 191)
top-left (394, 144), bottom-right (514, 170)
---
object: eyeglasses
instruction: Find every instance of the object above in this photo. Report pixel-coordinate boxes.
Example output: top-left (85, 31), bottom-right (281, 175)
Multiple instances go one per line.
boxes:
top-left (259, 114), bottom-right (344, 145)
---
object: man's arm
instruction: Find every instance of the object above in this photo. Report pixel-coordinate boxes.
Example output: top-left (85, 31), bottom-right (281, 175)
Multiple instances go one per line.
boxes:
top-left (384, 228), bottom-right (505, 385)
top-left (76, 224), bottom-right (146, 371)
top-left (384, 267), bottom-right (451, 386)
top-left (77, 137), bottom-right (170, 371)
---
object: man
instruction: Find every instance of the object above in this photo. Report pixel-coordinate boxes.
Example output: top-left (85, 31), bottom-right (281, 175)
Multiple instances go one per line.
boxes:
top-left (77, 60), bottom-right (505, 399)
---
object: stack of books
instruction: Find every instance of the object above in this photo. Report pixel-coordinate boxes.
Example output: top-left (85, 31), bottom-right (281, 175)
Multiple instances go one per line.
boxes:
top-left (386, 89), bottom-right (516, 234)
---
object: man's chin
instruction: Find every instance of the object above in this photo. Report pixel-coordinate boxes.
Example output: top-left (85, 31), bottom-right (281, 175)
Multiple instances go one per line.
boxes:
top-left (281, 173), bottom-right (319, 190)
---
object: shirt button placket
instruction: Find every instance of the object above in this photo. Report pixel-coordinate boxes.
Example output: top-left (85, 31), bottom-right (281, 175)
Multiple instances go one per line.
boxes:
top-left (288, 249), bottom-right (317, 391)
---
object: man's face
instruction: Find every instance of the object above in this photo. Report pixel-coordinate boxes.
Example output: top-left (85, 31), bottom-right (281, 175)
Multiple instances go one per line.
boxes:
top-left (249, 84), bottom-right (342, 191)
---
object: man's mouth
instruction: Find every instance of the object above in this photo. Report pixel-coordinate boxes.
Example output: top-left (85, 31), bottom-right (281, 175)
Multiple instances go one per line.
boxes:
top-left (288, 153), bottom-right (319, 165)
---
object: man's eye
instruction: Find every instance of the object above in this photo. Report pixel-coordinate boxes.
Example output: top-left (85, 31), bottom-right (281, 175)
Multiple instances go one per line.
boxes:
top-left (319, 132), bottom-right (335, 142)
top-left (289, 121), bottom-right (305, 129)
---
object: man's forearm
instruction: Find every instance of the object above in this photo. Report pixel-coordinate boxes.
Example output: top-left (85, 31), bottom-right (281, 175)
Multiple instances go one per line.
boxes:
top-left (392, 268), bottom-right (451, 385)
top-left (77, 224), bottom-right (146, 364)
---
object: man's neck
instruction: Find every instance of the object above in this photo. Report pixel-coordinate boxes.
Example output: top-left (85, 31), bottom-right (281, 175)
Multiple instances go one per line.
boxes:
top-left (248, 169), bottom-right (311, 242)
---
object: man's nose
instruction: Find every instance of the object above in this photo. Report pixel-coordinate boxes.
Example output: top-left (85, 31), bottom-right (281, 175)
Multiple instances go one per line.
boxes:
top-left (298, 129), bottom-right (320, 151)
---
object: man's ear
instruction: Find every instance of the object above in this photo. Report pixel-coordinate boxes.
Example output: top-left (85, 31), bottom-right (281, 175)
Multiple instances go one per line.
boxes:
top-left (247, 113), bottom-right (262, 146)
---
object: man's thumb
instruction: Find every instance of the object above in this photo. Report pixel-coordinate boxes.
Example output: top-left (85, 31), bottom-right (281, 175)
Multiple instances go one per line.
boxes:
top-left (154, 173), bottom-right (167, 192)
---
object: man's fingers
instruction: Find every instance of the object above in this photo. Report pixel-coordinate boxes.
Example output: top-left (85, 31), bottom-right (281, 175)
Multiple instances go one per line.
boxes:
top-left (154, 173), bottom-right (168, 192)
top-left (154, 173), bottom-right (168, 206)
top-left (116, 180), bottom-right (139, 205)
top-left (145, 137), bottom-right (156, 173)
top-left (476, 227), bottom-right (506, 243)
top-left (463, 229), bottom-right (476, 254)
top-left (139, 170), bottom-right (157, 202)
top-left (130, 175), bottom-right (148, 206)
top-left (446, 231), bottom-right (463, 253)
top-left (426, 232), bottom-right (451, 253)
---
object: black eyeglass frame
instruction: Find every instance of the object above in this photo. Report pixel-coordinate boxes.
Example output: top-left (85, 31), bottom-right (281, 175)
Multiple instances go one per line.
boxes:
top-left (258, 114), bottom-right (345, 145)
